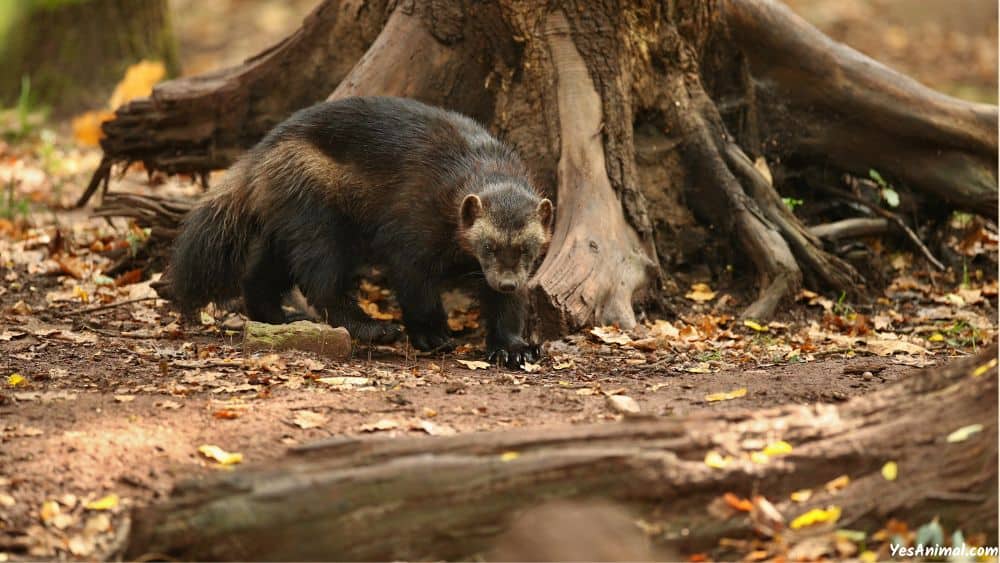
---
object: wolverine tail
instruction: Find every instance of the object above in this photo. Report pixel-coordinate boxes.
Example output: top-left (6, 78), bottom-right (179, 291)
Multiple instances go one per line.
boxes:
top-left (168, 162), bottom-right (258, 316)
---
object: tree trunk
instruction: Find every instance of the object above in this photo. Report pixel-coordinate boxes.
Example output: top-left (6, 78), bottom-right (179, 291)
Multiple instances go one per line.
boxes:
top-left (0, 0), bottom-right (179, 115)
top-left (84, 0), bottom-right (998, 331)
top-left (123, 346), bottom-right (998, 561)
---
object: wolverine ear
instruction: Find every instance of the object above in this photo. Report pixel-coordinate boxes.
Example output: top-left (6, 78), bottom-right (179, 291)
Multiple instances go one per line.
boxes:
top-left (460, 194), bottom-right (483, 230)
top-left (537, 198), bottom-right (554, 230)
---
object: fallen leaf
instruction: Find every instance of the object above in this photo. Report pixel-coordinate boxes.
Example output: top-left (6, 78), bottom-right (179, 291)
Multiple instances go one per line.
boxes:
top-left (292, 410), bottom-right (328, 429)
top-left (972, 358), bottom-right (997, 377)
top-left (552, 360), bottom-right (575, 370)
top-left (928, 333), bottom-right (945, 342)
top-left (316, 376), bottom-right (371, 387)
top-left (705, 451), bottom-right (732, 469)
top-left (7, 373), bottom-right (26, 387)
top-left (456, 359), bottom-right (491, 370)
top-left (590, 325), bottom-right (632, 345)
top-left (946, 424), bottom-right (983, 443)
top-left (859, 550), bottom-right (878, 563)
top-left (359, 419), bottom-right (399, 432)
top-left (762, 440), bottom-right (793, 457)
top-left (520, 361), bottom-right (541, 373)
top-left (39, 500), bottom-right (61, 524)
top-left (724, 492), bottom-right (753, 512)
top-left (825, 474), bottom-right (850, 493)
top-left (705, 388), bottom-right (747, 402)
top-left (84, 494), bottom-right (119, 511)
top-left (113, 395), bottom-right (135, 403)
top-left (881, 461), bottom-right (898, 481)
top-left (685, 283), bottom-right (717, 302)
top-left (790, 506), bottom-right (841, 529)
top-left (743, 320), bottom-right (768, 332)
top-left (790, 489), bottom-right (813, 503)
top-left (213, 409), bottom-right (241, 420)
top-left (198, 445), bottom-right (243, 465)
top-left (500, 451), bottom-right (520, 462)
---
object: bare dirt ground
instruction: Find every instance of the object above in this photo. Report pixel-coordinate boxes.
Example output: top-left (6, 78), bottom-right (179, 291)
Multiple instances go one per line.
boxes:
top-left (0, 0), bottom-right (997, 560)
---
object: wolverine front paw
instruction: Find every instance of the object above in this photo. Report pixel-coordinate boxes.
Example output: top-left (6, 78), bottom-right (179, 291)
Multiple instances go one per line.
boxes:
top-left (349, 320), bottom-right (403, 344)
top-left (408, 329), bottom-right (455, 353)
top-left (486, 337), bottom-right (540, 369)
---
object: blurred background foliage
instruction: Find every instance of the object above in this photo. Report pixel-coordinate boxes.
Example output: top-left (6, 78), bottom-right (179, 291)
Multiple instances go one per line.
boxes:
top-left (0, 0), bottom-right (996, 119)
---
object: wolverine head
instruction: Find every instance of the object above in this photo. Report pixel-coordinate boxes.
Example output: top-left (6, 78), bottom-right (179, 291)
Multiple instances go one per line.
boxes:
top-left (458, 183), bottom-right (553, 294)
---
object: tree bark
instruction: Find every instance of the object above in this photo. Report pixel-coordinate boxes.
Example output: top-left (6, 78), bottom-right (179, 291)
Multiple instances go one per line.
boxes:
top-left (123, 345), bottom-right (998, 561)
top-left (0, 0), bottom-right (179, 116)
top-left (84, 0), bottom-right (998, 329)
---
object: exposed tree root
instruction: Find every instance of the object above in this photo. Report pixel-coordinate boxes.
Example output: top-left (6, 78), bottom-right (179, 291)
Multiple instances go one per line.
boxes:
top-left (723, 0), bottom-right (998, 217)
top-left (810, 218), bottom-right (891, 241)
top-left (530, 11), bottom-right (656, 334)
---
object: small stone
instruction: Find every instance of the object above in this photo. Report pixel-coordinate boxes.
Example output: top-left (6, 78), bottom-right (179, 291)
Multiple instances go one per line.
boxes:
top-left (606, 394), bottom-right (641, 415)
top-left (862, 371), bottom-right (874, 380)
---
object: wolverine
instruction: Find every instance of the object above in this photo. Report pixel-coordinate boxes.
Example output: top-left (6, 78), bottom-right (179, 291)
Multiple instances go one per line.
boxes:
top-left (169, 96), bottom-right (553, 367)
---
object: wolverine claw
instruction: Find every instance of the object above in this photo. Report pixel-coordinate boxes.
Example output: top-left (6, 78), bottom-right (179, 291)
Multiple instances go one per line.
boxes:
top-left (487, 341), bottom-right (542, 370)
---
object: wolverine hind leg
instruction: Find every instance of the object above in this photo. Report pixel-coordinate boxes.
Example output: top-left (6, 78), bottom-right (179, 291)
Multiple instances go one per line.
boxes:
top-left (241, 238), bottom-right (293, 324)
top-left (281, 209), bottom-right (401, 344)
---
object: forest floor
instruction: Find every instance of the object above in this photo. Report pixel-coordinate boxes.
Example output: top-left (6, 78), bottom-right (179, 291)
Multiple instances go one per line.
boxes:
top-left (1, 0), bottom-right (997, 561)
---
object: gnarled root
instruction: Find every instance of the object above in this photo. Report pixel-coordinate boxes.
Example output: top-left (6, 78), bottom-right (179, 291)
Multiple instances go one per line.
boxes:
top-left (530, 11), bottom-right (656, 335)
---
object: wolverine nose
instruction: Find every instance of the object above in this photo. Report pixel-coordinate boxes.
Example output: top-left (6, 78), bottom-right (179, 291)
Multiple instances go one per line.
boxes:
top-left (498, 280), bottom-right (518, 293)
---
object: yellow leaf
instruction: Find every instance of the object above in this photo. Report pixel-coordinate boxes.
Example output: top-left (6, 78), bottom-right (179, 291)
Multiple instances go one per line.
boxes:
top-left (108, 60), bottom-right (166, 109)
top-left (200, 310), bottom-right (214, 325)
top-left (881, 461), bottom-right (898, 481)
top-left (790, 505), bottom-right (841, 529)
top-left (750, 451), bottom-right (769, 464)
top-left (7, 373), bottom-right (25, 387)
top-left (928, 333), bottom-right (945, 342)
top-left (685, 283), bottom-right (716, 302)
top-left (521, 362), bottom-right (541, 373)
top-left (456, 359), bottom-right (491, 370)
top-left (825, 474), bottom-right (850, 493)
top-left (705, 451), bottom-right (731, 469)
top-left (198, 445), bottom-right (243, 466)
top-left (73, 285), bottom-right (90, 303)
top-left (85, 493), bottom-right (119, 511)
top-left (972, 358), bottom-right (997, 377)
top-left (763, 440), bottom-right (793, 456)
top-left (359, 299), bottom-right (395, 321)
top-left (790, 489), bottom-right (812, 503)
top-left (552, 360), bottom-right (575, 370)
top-left (705, 388), bottom-right (747, 402)
top-left (500, 451), bottom-right (520, 462)
top-left (39, 500), bottom-right (60, 523)
top-left (743, 320), bottom-right (768, 332)
top-left (946, 424), bottom-right (983, 443)
top-left (71, 110), bottom-right (114, 146)
top-left (859, 550), bottom-right (877, 563)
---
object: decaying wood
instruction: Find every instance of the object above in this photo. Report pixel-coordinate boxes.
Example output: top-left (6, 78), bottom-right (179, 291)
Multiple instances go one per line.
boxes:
top-left (243, 320), bottom-right (352, 360)
top-left (124, 345), bottom-right (997, 561)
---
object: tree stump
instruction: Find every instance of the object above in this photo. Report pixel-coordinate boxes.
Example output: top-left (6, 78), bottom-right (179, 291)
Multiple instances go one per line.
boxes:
top-left (83, 0), bottom-right (997, 333)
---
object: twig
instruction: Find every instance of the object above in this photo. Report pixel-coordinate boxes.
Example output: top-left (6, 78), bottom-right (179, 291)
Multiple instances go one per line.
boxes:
top-left (819, 182), bottom-right (945, 271)
top-left (60, 296), bottom-right (162, 317)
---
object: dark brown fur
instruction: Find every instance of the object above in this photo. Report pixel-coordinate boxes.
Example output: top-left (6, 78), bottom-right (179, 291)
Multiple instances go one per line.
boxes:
top-left (169, 96), bottom-right (552, 366)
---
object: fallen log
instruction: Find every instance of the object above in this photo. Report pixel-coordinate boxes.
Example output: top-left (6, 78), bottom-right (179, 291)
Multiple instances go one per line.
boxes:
top-left (124, 344), bottom-right (998, 561)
